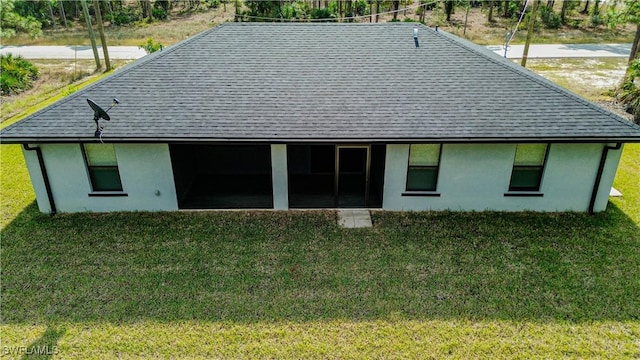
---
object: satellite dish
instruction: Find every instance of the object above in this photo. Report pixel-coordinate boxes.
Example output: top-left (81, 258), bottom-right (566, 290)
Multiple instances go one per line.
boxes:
top-left (87, 98), bottom-right (110, 121)
top-left (87, 98), bottom-right (120, 138)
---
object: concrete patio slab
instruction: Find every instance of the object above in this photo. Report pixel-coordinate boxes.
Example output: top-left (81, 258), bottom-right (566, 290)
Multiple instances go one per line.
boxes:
top-left (610, 187), bottom-right (623, 197)
top-left (338, 209), bottom-right (372, 228)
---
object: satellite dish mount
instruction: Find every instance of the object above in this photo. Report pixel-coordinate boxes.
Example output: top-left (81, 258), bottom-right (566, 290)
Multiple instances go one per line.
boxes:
top-left (87, 98), bottom-right (119, 138)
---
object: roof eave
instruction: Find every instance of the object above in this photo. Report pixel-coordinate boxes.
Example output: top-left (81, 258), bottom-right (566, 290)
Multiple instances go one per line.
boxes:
top-left (3, 136), bottom-right (640, 144)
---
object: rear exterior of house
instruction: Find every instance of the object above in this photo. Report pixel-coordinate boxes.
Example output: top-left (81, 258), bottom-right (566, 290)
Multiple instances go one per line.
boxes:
top-left (21, 142), bottom-right (622, 213)
top-left (4, 23), bottom-right (640, 214)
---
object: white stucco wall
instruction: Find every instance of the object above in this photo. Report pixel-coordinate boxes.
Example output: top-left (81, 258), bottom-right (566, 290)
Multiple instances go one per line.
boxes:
top-left (22, 146), bottom-right (53, 214)
top-left (593, 143), bottom-right (624, 212)
top-left (23, 142), bottom-right (623, 213)
top-left (23, 143), bottom-right (178, 213)
top-left (382, 143), bottom-right (623, 212)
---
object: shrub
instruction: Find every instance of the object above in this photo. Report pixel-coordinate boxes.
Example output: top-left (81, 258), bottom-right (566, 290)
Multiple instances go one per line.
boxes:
top-left (205, 0), bottom-right (221, 8)
top-left (353, 0), bottom-right (368, 16)
top-left (310, 8), bottom-right (334, 21)
top-left (590, 2), bottom-right (603, 26)
top-left (156, 0), bottom-right (170, 11)
top-left (1, 54), bottom-right (39, 96)
top-left (540, 5), bottom-right (561, 29)
top-left (139, 38), bottom-right (164, 54)
top-left (281, 1), bottom-right (309, 20)
top-left (151, 7), bottom-right (168, 20)
top-left (104, 6), bottom-right (140, 25)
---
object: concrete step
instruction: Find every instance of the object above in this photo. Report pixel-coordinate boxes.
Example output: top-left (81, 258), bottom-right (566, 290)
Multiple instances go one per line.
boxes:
top-left (337, 209), bottom-right (372, 228)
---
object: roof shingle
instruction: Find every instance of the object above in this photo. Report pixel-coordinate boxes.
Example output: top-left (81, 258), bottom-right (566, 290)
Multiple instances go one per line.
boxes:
top-left (2, 23), bottom-right (640, 143)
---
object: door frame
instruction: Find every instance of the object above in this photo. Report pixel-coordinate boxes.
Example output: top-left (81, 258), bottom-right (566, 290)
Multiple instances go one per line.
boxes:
top-left (334, 145), bottom-right (371, 207)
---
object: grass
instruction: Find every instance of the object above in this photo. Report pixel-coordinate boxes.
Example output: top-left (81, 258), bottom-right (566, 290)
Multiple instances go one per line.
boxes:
top-left (1, 50), bottom-right (639, 360)
top-left (1, 60), bottom-right (129, 123)
top-left (0, 143), bottom-right (639, 358)
top-left (1, 6), bottom-right (233, 47)
top-left (610, 144), bottom-right (640, 222)
top-left (525, 58), bottom-right (628, 100)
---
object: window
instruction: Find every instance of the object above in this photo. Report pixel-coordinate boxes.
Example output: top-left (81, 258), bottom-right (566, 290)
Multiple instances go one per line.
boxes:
top-left (83, 144), bottom-right (123, 192)
top-left (509, 144), bottom-right (548, 192)
top-left (406, 144), bottom-right (441, 192)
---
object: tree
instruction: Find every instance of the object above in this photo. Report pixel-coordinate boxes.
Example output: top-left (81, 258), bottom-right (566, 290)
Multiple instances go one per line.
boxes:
top-left (392, 0), bottom-right (400, 21)
top-left (244, 0), bottom-right (279, 20)
top-left (444, 0), bottom-right (454, 21)
top-left (463, 0), bottom-right (471, 34)
top-left (625, 2), bottom-right (640, 62)
top-left (619, 59), bottom-right (640, 124)
top-left (57, 0), bottom-right (67, 27)
top-left (80, 0), bottom-right (101, 70)
top-left (581, 0), bottom-right (589, 14)
top-left (560, 0), bottom-right (569, 24)
top-left (610, 0), bottom-right (640, 123)
top-left (140, 0), bottom-right (152, 19)
top-left (46, 0), bottom-right (56, 29)
top-left (487, 0), bottom-right (495, 23)
top-left (94, 0), bottom-right (111, 71)
top-left (521, 0), bottom-right (540, 68)
top-left (607, 0), bottom-right (640, 63)
top-left (0, 0), bottom-right (43, 38)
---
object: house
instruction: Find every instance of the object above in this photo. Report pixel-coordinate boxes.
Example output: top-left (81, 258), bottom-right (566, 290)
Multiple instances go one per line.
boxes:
top-left (2, 23), bottom-right (640, 214)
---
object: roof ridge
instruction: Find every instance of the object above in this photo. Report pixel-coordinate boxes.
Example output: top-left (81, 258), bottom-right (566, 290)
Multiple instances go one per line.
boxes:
top-left (426, 25), bottom-right (640, 133)
top-left (1, 23), bottom-right (230, 134)
top-left (232, 22), bottom-right (413, 25)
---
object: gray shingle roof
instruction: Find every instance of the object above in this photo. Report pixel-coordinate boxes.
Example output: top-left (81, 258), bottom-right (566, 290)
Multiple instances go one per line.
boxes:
top-left (3, 22), bottom-right (640, 143)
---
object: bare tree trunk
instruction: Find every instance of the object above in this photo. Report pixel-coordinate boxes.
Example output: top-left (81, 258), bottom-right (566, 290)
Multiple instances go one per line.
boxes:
top-left (521, 0), bottom-right (540, 68)
top-left (488, 1), bottom-right (495, 22)
top-left (58, 0), bottom-right (68, 27)
top-left (375, 1), bottom-right (379, 23)
top-left (47, 1), bottom-right (57, 29)
top-left (463, 4), bottom-right (470, 35)
top-left (104, 1), bottom-right (113, 19)
top-left (93, 0), bottom-right (111, 71)
top-left (445, 0), bottom-right (454, 22)
top-left (560, 0), bottom-right (569, 24)
top-left (392, 0), bottom-right (399, 20)
top-left (630, 23), bottom-right (640, 63)
top-left (581, 0), bottom-right (589, 14)
top-left (140, 0), bottom-right (151, 18)
top-left (80, 0), bottom-right (101, 70)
